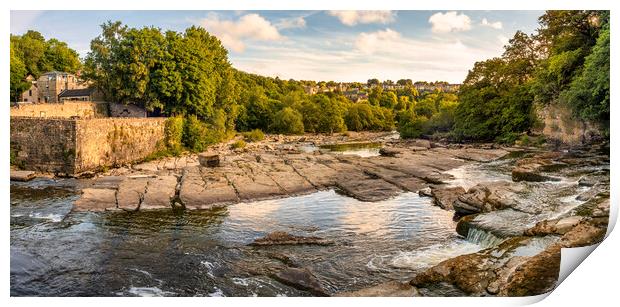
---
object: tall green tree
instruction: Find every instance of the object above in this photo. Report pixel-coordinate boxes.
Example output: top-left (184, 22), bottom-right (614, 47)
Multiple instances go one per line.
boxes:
top-left (10, 42), bottom-right (30, 102)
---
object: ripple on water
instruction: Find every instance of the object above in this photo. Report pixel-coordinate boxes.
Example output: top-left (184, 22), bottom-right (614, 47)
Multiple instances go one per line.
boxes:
top-left (11, 184), bottom-right (480, 296)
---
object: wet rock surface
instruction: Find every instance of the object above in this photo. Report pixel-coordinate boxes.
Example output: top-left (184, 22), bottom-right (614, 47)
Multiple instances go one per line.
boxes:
top-left (453, 181), bottom-right (522, 216)
top-left (411, 145), bottom-right (610, 297)
top-left (250, 231), bottom-right (333, 246)
top-left (336, 281), bottom-right (420, 297)
top-left (271, 267), bottom-right (329, 296)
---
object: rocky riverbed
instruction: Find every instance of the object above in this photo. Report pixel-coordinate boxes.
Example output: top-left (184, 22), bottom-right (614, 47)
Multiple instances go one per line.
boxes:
top-left (10, 131), bottom-right (610, 297)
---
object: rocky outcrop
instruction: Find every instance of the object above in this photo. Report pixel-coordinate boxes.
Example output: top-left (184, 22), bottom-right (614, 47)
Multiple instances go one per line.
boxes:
top-left (511, 152), bottom-right (563, 182)
top-left (250, 231), bottom-right (333, 246)
top-left (379, 147), bottom-right (402, 157)
top-left (453, 181), bottom-right (522, 216)
top-left (430, 186), bottom-right (466, 210)
top-left (198, 153), bottom-right (220, 167)
top-left (10, 170), bottom-right (36, 182)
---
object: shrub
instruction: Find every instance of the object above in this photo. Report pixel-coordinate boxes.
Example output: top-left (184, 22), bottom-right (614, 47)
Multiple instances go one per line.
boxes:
top-left (231, 140), bottom-right (246, 149)
top-left (164, 116), bottom-right (184, 154)
top-left (242, 129), bottom-right (265, 142)
top-left (398, 113), bottom-right (429, 139)
top-left (182, 115), bottom-right (210, 152)
top-left (271, 107), bottom-right (305, 135)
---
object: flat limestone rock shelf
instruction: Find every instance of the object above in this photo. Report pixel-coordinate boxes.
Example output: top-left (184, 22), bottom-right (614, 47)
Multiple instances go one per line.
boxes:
top-left (71, 142), bottom-right (512, 212)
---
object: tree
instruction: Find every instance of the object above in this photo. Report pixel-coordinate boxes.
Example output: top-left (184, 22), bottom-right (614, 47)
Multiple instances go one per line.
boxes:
top-left (367, 78), bottom-right (380, 87)
top-left (271, 107), bottom-right (305, 135)
top-left (41, 39), bottom-right (82, 74)
top-left (560, 20), bottom-right (609, 135)
top-left (10, 42), bottom-right (30, 102)
top-left (379, 91), bottom-right (398, 109)
top-left (10, 31), bottom-right (82, 101)
top-left (368, 86), bottom-right (383, 106)
top-left (313, 95), bottom-right (346, 133)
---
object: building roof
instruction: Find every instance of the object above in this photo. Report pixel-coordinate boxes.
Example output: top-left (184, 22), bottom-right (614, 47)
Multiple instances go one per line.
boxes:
top-left (41, 71), bottom-right (72, 76)
top-left (58, 88), bottom-right (95, 98)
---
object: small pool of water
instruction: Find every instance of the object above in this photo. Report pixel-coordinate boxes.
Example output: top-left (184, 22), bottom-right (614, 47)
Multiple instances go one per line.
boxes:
top-left (11, 182), bottom-right (478, 297)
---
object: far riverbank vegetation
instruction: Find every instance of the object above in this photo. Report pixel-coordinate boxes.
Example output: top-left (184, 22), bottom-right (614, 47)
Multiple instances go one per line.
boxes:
top-left (10, 10), bottom-right (609, 156)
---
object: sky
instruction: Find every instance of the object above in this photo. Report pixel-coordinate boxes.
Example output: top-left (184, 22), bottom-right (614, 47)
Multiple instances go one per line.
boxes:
top-left (11, 10), bottom-right (543, 83)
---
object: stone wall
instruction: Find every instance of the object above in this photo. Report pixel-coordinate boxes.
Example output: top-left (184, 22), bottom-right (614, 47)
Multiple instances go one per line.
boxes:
top-left (10, 118), bottom-right (77, 174)
top-left (10, 117), bottom-right (167, 174)
top-left (10, 101), bottom-right (108, 119)
top-left (74, 118), bottom-right (166, 173)
top-left (109, 103), bottom-right (147, 118)
top-left (536, 103), bottom-right (600, 146)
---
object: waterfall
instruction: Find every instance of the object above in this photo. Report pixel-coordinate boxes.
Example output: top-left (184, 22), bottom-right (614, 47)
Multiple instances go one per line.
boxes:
top-left (466, 227), bottom-right (505, 249)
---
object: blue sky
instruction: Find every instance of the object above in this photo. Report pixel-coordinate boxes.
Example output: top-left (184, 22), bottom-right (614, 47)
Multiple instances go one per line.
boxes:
top-left (11, 10), bottom-right (543, 83)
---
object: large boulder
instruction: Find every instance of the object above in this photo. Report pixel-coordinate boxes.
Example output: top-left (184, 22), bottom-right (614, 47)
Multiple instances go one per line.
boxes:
top-left (453, 181), bottom-right (521, 216)
top-left (431, 186), bottom-right (466, 210)
top-left (198, 153), bottom-right (220, 167)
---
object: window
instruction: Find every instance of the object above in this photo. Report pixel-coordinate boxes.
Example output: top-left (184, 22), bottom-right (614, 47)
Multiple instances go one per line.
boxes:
top-left (29, 90), bottom-right (32, 96)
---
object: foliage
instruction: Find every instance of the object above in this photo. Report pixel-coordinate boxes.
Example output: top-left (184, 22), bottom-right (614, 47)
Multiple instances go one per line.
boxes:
top-left (164, 116), bottom-right (184, 154)
top-left (83, 22), bottom-right (237, 123)
top-left (242, 129), bottom-right (266, 142)
top-left (271, 107), bottom-right (305, 135)
top-left (10, 42), bottom-right (29, 102)
top-left (560, 20), bottom-right (610, 135)
top-left (231, 140), bottom-right (246, 149)
top-left (10, 31), bottom-right (81, 101)
top-left (182, 115), bottom-right (218, 152)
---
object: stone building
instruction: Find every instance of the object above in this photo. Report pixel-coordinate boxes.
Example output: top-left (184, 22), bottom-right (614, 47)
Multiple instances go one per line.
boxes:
top-left (19, 75), bottom-right (40, 103)
top-left (36, 71), bottom-right (86, 103)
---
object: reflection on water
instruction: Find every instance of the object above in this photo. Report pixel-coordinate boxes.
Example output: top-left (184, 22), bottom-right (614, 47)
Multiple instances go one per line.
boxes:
top-left (11, 181), bottom-right (474, 296)
top-left (320, 142), bottom-right (382, 157)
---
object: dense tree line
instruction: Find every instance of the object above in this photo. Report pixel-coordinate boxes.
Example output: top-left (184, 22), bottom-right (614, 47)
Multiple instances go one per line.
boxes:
top-left (10, 31), bottom-right (82, 101)
top-left (450, 10), bottom-right (610, 142)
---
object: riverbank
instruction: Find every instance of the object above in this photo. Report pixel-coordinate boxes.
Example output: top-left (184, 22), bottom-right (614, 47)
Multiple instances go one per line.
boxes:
top-left (10, 131), bottom-right (610, 297)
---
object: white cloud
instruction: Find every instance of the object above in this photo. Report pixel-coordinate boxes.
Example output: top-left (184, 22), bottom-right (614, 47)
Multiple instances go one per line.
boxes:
top-left (355, 28), bottom-right (402, 54)
top-left (232, 29), bottom-right (504, 83)
top-left (275, 16), bottom-right (306, 30)
top-left (199, 13), bottom-right (282, 53)
top-left (328, 11), bottom-right (395, 26)
top-left (481, 18), bottom-right (503, 30)
top-left (428, 11), bottom-right (472, 33)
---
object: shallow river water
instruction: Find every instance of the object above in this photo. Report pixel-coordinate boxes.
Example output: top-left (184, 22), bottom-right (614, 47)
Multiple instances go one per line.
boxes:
top-left (11, 148), bottom-right (605, 297)
top-left (11, 178), bottom-right (482, 296)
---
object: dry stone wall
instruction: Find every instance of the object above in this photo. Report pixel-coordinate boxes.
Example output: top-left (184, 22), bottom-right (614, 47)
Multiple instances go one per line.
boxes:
top-left (10, 118), bottom-right (77, 174)
top-left (10, 101), bottom-right (108, 119)
top-left (10, 117), bottom-right (166, 174)
top-left (74, 118), bottom-right (166, 173)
